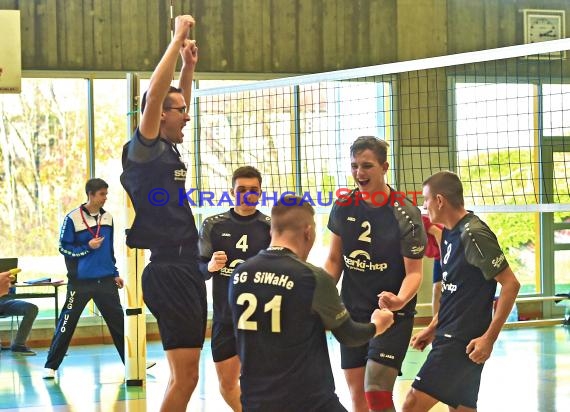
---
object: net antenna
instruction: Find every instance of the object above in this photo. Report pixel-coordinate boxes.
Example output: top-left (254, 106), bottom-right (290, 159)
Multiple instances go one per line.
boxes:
top-left (170, 0), bottom-right (174, 41)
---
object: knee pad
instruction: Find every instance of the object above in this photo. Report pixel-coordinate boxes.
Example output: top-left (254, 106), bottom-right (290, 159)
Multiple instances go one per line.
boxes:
top-left (365, 390), bottom-right (394, 411)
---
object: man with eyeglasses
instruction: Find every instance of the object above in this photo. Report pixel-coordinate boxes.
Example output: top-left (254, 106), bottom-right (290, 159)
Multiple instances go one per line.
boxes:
top-left (120, 15), bottom-right (204, 412)
top-left (198, 165), bottom-right (271, 412)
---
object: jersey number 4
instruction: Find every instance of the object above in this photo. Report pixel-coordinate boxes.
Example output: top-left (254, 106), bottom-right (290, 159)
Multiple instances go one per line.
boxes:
top-left (236, 293), bottom-right (282, 332)
top-left (236, 234), bottom-right (248, 252)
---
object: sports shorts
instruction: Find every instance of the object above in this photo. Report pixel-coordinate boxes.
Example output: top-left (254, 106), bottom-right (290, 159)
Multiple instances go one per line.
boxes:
top-left (412, 335), bottom-right (484, 409)
top-left (211, 321), bottom-right (237, 362)
top-left (142, 260), bottom-right (207, 350)
top-left (243, 394), bottom-right (347, 412)
top-left (340, 312), bottom-right (414, 373)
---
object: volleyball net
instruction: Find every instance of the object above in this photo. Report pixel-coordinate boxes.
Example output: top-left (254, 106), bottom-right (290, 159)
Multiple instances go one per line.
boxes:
top-left (183, 38), bottom-right (570, 214)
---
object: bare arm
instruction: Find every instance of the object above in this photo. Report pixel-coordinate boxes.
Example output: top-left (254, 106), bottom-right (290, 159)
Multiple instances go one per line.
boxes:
top-left (324, 232), bottom-right (344, 284)
top-left (466, 266), bottom-right (520, 363)
top-left (140, 15), bottom-right (195, 140)
top-left (378, 257), bottom-right (423, 311)
top-left (410, 312), bottom-right (438, 351)
top-left (428, 224), bottom-right (442, 248)
top-left (178, 39), bottom-right (198, 110)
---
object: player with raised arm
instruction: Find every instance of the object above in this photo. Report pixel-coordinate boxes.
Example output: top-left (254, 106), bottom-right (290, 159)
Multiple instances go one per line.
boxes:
top-left (120, 15), bottom-right (203, 412)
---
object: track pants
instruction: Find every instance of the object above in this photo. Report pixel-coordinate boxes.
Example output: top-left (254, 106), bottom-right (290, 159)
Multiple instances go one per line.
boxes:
top-left (44, 277), bottom-right (124, 370)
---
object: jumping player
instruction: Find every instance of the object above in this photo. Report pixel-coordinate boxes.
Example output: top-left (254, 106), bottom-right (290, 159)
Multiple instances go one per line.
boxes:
top-left (229, 195), bottom-right (395, 411)
top-left (198, 166), bottom-right (271, 412)
top-left (324, 136), bottom-right (427, 412)
top-left (402, 171), bottom-right (520, 412)
top-left (120, 15), bottom-right (204, 412)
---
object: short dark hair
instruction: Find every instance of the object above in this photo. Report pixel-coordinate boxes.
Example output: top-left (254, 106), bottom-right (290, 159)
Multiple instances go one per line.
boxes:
top-left (422, 171), bottom-right (464, 208)
top-left (271, 195), bottom-right (315, 235)
top-left (140, 86), bottom-right (184, 114)
top-left (85, 178), bottom-right (108, 197)
top-left (232, 166), bottom-right (262, 187)
top-left (350, 136), bottom-right (389, 164)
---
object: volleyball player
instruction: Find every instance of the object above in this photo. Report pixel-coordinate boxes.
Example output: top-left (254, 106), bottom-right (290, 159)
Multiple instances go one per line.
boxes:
top-left (324, 136), bottom-right (427, 412)
top-left (198, 166), bottom-right (271, 412)
top-left (120, 15), bottom-right (204, 412)
top-left (229, 195), bottom-right (395, 411)
top-left (402, 171), bottom-right (520, 412)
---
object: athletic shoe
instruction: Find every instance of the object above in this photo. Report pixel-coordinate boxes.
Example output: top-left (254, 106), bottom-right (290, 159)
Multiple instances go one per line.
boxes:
top-left (43, 368), bottom-right (56, 379)
top-left (146, 361), bottom-right (156, 369)
top-left (10, 345), bottom-right (36, 356)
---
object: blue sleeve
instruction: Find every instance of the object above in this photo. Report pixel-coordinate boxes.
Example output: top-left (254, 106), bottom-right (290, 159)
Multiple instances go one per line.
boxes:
top-left (127, 128), bottom-right (164, 163)
top-left (58, 215), bottom-right (91, 258)
top-left (198, 259), bottom-right (214, 280)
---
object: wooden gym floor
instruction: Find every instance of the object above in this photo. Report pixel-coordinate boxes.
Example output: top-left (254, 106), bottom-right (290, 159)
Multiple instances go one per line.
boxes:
top-left (0, 326), bottom-right (568, 411)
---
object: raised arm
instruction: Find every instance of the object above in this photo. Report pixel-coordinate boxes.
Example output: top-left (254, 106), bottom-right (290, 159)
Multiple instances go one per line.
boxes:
top-left (178, 39), bottom-right (198, 110)
top-left (140, 15), bottom-right (195, 140)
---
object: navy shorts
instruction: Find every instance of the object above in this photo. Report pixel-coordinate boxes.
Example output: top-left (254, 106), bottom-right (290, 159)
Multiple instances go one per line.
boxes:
top-left (211, 321), bottom-right (237, 362)
top-left (244, 395), bottom-right (347, 412)
top-left (412, 336), bottom-right (484, 409)
top-left (340, 313), bottom-right (414, 373)
top-left (432, 259), bottom-right (442, 283)
top-left (142, 261), bottom-right (207, 350)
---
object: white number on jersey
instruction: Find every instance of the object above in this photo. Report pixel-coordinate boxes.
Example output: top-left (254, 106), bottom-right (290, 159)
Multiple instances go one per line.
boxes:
top-left (358, 221), bottom-right (372, 243)
top-left (236, 234), bottom-right (249, 252)
top-left (236, 293), bottom-right (282, 333)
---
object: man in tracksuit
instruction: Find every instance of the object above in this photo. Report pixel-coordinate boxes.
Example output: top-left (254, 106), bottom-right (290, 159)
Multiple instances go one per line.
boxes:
top-left (43, 178), bottom-right (124, 379)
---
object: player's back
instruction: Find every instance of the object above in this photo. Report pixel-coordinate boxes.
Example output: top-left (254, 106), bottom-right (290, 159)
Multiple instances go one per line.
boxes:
top-left (228, 247), bottom-right (339, 411)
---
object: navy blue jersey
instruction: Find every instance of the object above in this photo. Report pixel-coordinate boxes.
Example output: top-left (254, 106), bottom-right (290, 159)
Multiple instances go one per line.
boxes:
top-left (437, 213), bottom-right (509, 342)
top-left (328, 189), bottom-right (426, 318)
top-left (199, 209), bottom-right (271, 323)
top-left (120, 128), bottom-right (198, 253)
top-left (229, 247), bottom-right (352, 411)
top-left (59, 205), bottom-right (118, 281)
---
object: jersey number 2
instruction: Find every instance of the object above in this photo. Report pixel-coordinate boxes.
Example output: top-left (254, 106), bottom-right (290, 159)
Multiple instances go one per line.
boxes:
top-left (358, 221), bottom-right (372, 243)
top-left (236, 293), bottom-right (282, 332)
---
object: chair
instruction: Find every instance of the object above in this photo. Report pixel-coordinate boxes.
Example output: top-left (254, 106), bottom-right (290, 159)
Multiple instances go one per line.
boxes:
top-left (0, 314), bottom-right (20, 350)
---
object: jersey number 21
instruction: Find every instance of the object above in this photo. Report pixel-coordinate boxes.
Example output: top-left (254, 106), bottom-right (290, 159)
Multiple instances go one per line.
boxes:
top-left (236, 293), bottom-right (282, 333)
